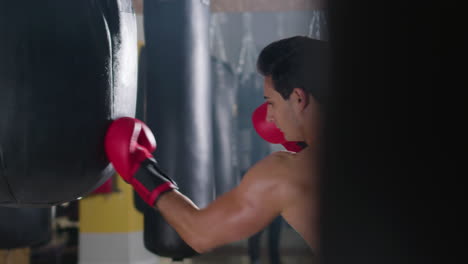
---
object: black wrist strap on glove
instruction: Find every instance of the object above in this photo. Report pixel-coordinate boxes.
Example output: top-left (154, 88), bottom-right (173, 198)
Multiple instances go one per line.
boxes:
top-left (133, 158), bottom-right (178, 206)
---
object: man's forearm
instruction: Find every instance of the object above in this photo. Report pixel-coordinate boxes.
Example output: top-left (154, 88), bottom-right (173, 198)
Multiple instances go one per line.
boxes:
top-left (154, 190), bottom-right (212, 253)
top-left (153, 184), bottom-right (266, 253)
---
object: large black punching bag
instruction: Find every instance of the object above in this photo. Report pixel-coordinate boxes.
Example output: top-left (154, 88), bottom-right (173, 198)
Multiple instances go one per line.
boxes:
top-left (0, 0), bottom-right (137, 206)
top-left (0, 207), bottom-right (51, 249)
top-left (140, 0), bottom-right (213, 260)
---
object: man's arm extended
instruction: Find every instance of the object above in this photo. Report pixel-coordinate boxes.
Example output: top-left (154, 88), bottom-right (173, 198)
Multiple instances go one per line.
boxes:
top-left (155, 154), bottom-right (287, 253)
top-left (104, 117), bottom-right (287, 253)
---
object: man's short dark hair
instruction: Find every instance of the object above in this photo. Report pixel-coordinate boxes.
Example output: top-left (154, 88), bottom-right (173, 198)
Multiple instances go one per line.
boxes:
top-left (257, 36), bottom-right (329, 103)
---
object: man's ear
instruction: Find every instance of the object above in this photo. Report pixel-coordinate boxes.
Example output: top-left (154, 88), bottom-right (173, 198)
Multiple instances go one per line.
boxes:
top-left (292, 88), bottom-right (309, 111)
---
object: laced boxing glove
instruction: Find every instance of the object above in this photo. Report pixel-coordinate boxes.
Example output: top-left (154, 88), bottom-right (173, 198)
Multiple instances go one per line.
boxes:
top-left (252, 102), bottom-right (305, 152)
top-left (104, 117), bottom-right (177, 206)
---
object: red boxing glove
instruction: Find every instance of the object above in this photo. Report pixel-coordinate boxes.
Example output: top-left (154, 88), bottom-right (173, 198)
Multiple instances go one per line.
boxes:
top-left (252, 102), bottom-right (305, 153)
top-left (105, 117), bottom-right (177, 206)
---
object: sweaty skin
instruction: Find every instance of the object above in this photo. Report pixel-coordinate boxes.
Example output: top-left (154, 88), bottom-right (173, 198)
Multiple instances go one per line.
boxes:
top-left (155, 76), bottom-right (320, 254)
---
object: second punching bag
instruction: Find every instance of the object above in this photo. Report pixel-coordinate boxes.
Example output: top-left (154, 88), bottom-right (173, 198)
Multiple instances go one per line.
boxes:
top-left (0, 207), bottom-right (51, 249)
top-left (140, 0), bottom-right (213, 260)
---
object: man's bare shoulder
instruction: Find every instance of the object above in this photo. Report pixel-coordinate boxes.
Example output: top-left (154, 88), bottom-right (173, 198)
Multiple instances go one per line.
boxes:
top-left (240, 151), bottom-right (297, 186)
top-left (232, 151), bottom-right (296, 212)
top-left (253, 150), bottom-right (295, 170)
top-left (243, 149), bottom-right (316, 192)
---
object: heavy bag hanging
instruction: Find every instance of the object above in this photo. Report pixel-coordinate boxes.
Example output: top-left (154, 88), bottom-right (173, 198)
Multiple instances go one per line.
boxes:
top-left (0, 0), bottom-right (138, 206)
top-left (141, 0), bottom-right (213, 259)
top-left (0, 207), bottom-right (51, 249)
top-left (235, 22), bottom-right (270, 176)
top-left (211, 57), bottom-right (240, 197)
top-left (237, 72), bottom-right (271, 176)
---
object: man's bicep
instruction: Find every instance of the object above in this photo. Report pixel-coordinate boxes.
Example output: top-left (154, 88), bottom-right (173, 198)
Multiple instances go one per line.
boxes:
top-left (198, 161), bottom-right (283, 246)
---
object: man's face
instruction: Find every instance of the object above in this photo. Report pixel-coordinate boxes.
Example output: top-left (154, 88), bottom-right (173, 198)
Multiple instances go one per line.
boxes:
top-left (263, 76), bottom-right (301, 141)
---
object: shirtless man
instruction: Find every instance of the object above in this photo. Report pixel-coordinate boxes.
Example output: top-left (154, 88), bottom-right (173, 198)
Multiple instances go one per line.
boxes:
top-left (105, 36), bottom-right (328, 254)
